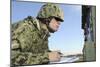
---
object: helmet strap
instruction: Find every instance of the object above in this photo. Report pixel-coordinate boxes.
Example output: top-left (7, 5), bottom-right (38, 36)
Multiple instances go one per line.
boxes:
top-left (37, 17), bottom-right (55, 33)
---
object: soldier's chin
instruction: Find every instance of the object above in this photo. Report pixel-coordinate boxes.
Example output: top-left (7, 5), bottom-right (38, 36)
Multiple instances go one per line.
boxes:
top-left (48, 26), bottom-right (58, 33)
top-left (49, 29), bottom-right (57, 33)
top-left (50, 29), bottom-right (57, 33)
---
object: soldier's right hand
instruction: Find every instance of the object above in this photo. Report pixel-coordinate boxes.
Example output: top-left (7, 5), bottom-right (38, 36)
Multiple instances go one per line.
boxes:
top-left (48, 51), bottom-right (61, 62)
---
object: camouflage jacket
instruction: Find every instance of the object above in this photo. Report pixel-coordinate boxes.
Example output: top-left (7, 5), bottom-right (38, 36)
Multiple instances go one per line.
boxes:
top-left (11, 16), bottom-right (50, 66)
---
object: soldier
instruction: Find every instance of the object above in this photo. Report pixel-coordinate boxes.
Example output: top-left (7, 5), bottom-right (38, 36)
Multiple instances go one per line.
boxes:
top-left (11, 3), bottom-right (64, 66)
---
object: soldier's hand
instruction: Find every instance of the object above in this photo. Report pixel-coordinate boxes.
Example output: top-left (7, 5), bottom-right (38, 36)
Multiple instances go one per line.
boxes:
top-left (48, 51), bottom-right (61, 62)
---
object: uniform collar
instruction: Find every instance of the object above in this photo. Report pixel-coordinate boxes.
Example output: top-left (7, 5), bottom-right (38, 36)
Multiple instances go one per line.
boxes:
top-left (38, 20), bottom-right (50, 37)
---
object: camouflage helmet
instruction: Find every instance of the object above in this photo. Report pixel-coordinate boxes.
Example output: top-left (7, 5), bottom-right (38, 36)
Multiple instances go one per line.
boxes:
top-left (37, 3), bottom-right (64, 22)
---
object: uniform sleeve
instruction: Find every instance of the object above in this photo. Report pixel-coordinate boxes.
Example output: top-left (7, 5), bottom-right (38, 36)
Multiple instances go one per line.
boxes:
top-left (11, 51), bottom-right (49, 65)
top-left (11, 17), bottom-right (50, 65)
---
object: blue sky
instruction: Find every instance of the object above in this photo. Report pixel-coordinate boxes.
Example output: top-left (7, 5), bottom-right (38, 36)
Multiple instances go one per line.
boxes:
top-left (12, 1), bottom-right (84, 53)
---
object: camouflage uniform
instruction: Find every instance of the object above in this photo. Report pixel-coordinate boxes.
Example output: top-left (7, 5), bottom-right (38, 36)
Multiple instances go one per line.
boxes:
top-left (11, 3), bottom-right (64, 66)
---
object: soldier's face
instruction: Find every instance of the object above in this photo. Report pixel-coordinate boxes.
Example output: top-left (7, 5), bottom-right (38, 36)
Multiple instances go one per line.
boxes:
top-left (49, 18), bottom-right (61, 32)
